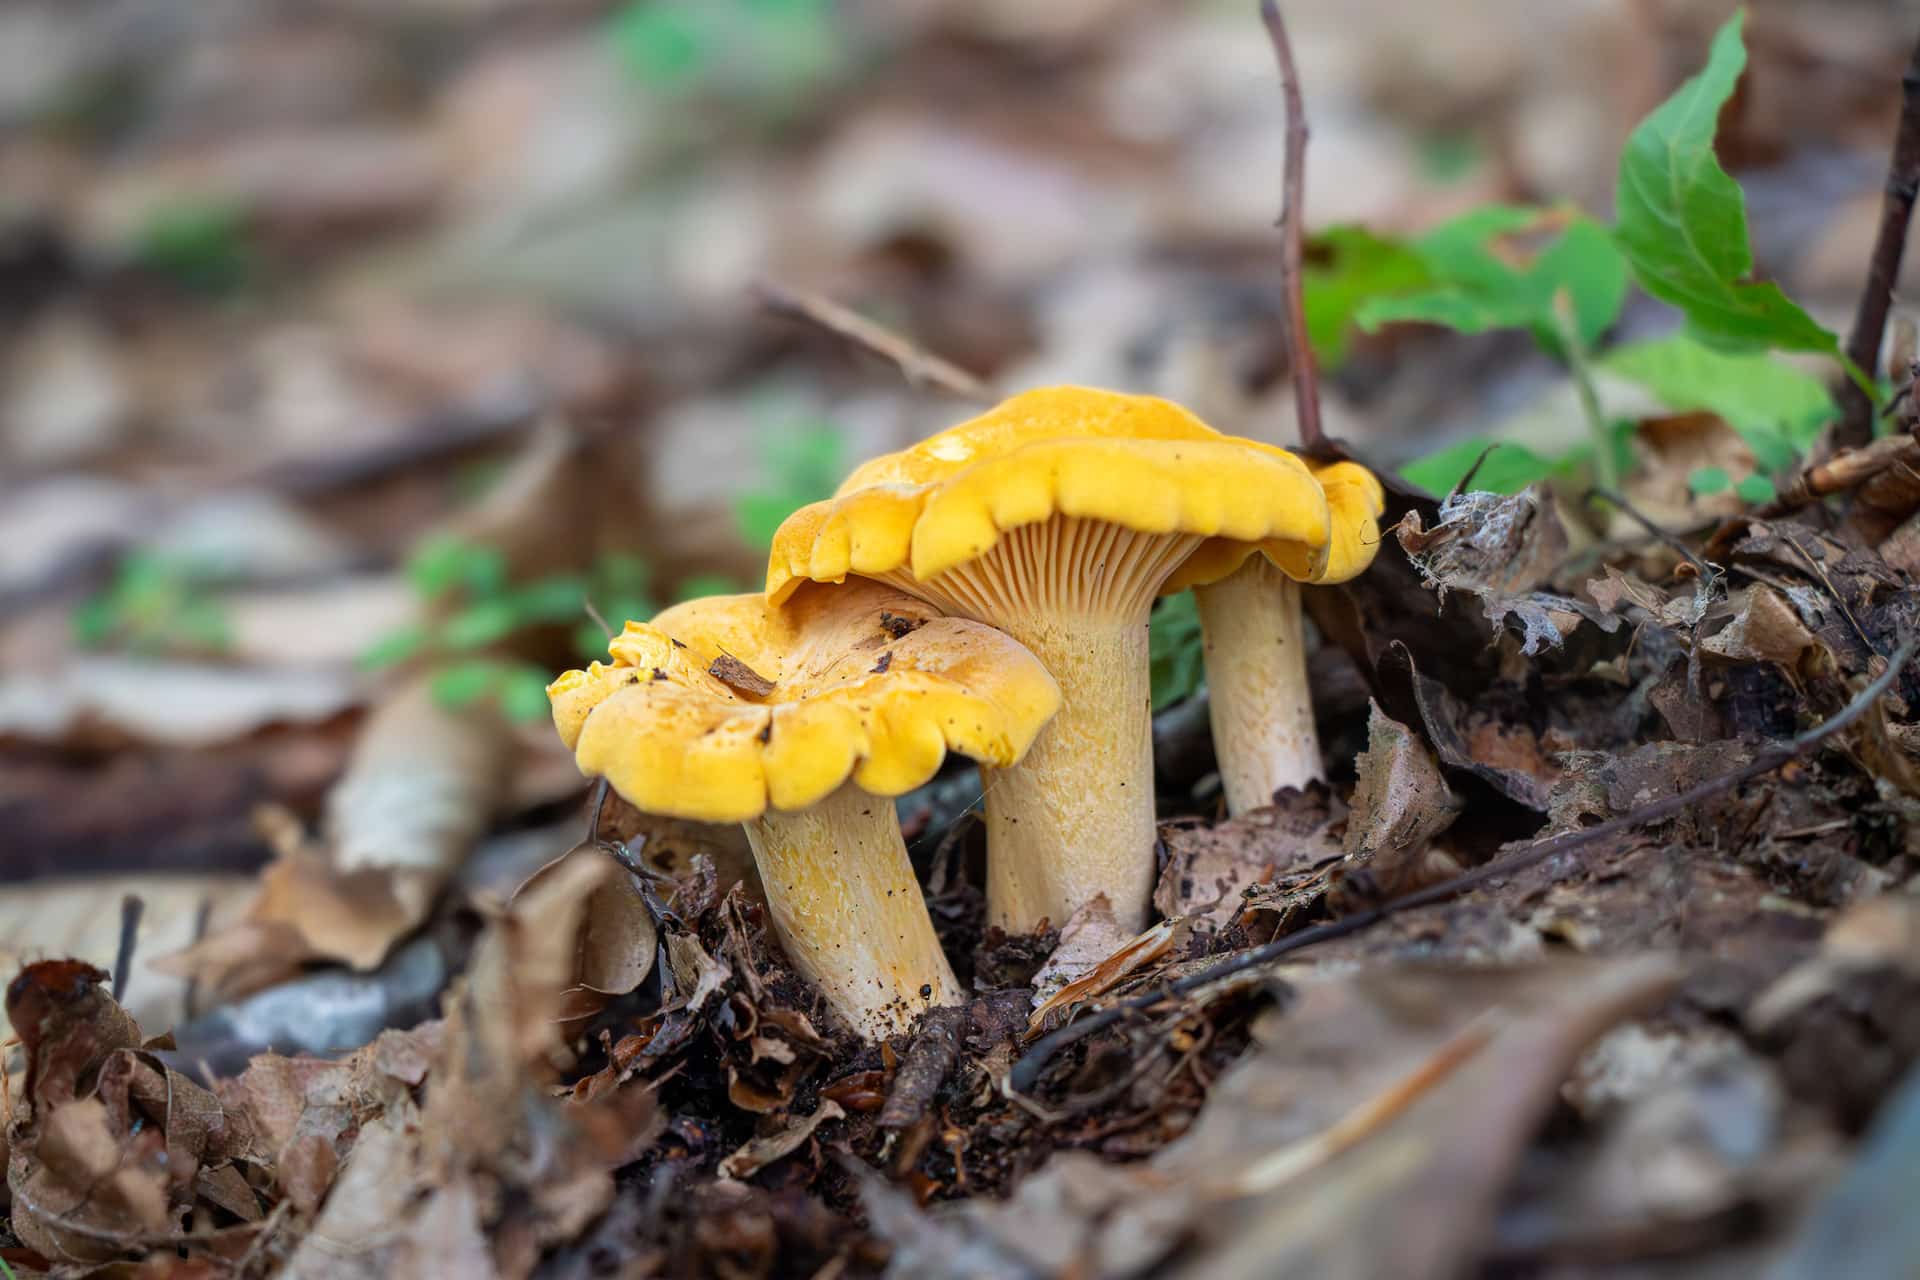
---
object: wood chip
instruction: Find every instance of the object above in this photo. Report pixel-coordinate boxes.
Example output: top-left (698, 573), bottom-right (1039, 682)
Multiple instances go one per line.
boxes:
top-left (708, 653), bottom-right (775, 698)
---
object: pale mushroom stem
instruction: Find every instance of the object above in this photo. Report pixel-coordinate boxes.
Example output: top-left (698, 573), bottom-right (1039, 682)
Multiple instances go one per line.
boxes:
top-left (979, 616), bottom-right (1155, 934)
top-left (1192, 555), bottom-right (1321, 815)
top-left (743, 781), bottom-right (964, 1040)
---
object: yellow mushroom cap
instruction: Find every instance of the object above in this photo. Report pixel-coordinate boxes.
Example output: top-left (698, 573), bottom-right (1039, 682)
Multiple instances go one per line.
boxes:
top-left (765, 386), bottom-right (1335, 607)
top-left (547, 581), bottom-right (1061, 824)
top-left (1164, 457), bottom-right (1387, 593)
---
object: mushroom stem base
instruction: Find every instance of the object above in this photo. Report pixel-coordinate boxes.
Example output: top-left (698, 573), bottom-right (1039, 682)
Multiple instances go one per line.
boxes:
top-left (982, 617), bottom-right (1156, 934)
top-left (744, 783), bottom-right (962, 1040)
top-left (1194, 556), bottom-right (1321, 815)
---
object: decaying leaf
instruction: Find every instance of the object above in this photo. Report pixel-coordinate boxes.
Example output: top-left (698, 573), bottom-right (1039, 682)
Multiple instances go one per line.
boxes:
top-left (717, 1099), bottom-right (846, 1181)
top-left (882, 957), bottom-right (1681, 1278)
top-left (1338, 703), bottom-right (1461, 901)
top-left (162, 675), bottom-right (518, 997)
top-left (1397, 489), bottom-right (1618, 655)
top-left (1153, 787), bottom-right (1344, 930)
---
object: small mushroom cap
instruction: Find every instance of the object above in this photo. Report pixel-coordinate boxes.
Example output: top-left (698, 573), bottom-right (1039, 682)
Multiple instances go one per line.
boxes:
top-left (1164, 459), bottom-right (1387, 592)
top-left (547, 581), bottom-right (1061, 823)
top-left (766, 386), bottom-right (1334, 605)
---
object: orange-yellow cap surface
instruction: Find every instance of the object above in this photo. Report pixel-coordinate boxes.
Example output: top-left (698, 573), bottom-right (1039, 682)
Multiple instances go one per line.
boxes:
top-left (765, 386), bottom-right (1338, 606)
top-left (548, 581), bottom-right (1061, 823)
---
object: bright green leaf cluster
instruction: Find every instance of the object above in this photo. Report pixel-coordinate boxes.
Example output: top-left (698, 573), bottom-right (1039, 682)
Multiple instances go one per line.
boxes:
top-left (1601, 335), bottom-right (1837, 469)
top-left (133, 199), bottom-right (250, 293)
top-left (606, 0), bottom-right (846, 111)
top-left (72, 553), bottom-right (231, 656)
top-left (1302, 227), bottom-right (1433, 367)
top-left (1355, 208), bottom-right (1628, 355)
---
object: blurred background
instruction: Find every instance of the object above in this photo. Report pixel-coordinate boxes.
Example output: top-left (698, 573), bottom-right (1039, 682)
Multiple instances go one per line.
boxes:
top-left (1, 0), bottom-right (1915, 1033)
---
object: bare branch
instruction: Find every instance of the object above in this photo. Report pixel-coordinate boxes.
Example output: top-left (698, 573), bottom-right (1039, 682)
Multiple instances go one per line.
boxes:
top-left (753, 279), bottom-right (993, 403)
top-left (1835, 32), bottom-right (1920, 448)
top-left (1259, 0), bottom-right (1327, 455)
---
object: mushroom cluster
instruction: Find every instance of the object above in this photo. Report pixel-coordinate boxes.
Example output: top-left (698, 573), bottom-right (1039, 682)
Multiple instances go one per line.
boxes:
top-left (550, 384), bottom-right (1379, 1042)
top-left (769, 386), bottom-right (1381, 933)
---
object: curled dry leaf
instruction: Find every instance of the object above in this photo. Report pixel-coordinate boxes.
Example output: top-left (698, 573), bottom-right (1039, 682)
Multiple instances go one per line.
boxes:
top-left (1153, 786), bottom-right (1344, 930)
top-left (1700, 584), bottom-right (1817, 670)
top-left (1029, 914), bottom-right (1183, 1033)
top-left (162, 675), bottom-right (517, 998)
top-left (513, 846), bottom-right (658, 1028)
top-left (5, 962), bottom-right (264, 1265)
top-left (1397, 489), bottom-right (1618, 655)
top-left (717, 1099), bottom-right (846, 1181)
top-left (1338, 703), bottom-right (1461, 901)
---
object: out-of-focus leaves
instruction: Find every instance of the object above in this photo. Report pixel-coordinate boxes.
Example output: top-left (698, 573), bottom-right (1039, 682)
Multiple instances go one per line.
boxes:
top-left (1613, 12), bottom-right (1852, 379)
top-left (1301, 226), bottom-right (1433, 367)
top-left (1357, 210), bottom-right (1626, 351)
top-left (1398, 438), bottom-right (1560, 497)
top-left (1149, 591), bottom-right (1205, 710)
top-left (1603, 335), bottom-right (1838, 470)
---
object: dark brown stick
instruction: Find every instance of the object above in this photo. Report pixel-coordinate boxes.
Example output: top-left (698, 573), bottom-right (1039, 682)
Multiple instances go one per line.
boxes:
top-left (1009, 632), bottom-right (1919, 1093)
top-left (878, 1005), bottom-right (967, 1130)
top-left (1259, 0), bottom-right (1327, 456)
top-left (1835, 34), bottom-right (1920, 449)
top-left (753, 279), bottom-right (992, 403)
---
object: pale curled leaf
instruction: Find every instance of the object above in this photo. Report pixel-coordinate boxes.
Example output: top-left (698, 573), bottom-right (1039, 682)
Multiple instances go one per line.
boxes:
top-left (717, 1099), bottom-right (845, 1181)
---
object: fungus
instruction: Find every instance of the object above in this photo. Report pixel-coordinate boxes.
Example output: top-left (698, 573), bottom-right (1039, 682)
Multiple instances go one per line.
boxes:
top-left (547, 580), bottom-right (1059, 1040)
top-left (766, 386), bottom-right (1333, 933)
top-left (1167, 459), bottom-right (1384, 814)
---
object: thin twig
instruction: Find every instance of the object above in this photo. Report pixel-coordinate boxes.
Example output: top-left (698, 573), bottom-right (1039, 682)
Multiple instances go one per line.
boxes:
top-left (1835, 32), bottom-right (1920, 449)
top-left (1008, 632), bottom-right (1920, 1093)
top-left (1259, 0), bottom-right (1326, 455)
top-left (1584, 488), bottom-right (1717, 580)
top-left (753, 279), bottom-right (993, 403)
top-left (111, 895), bottom-right (143, 1004)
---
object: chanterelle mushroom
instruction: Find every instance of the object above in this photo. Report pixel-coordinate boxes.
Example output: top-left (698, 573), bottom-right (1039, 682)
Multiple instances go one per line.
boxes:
top-left (766, 386), bottom-right (1332, 934)
top-left (1166, 460), bottom-right (1384, 814)
top-left (548, 580), bottom-right (1059, 1040)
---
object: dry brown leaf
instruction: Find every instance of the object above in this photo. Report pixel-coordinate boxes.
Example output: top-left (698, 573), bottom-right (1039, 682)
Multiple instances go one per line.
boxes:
top-left (887, 957), bottom-right (1681, 1279)
top-left (1339, 703), bottom-right (1461, 900)
top-left (162, 675), bottom-right (517, 997)
top-left (1701, 584), bottom-right (1817, 671)
top-left (512, 846), bottom-right (657, 1028)
top-left (1397, 490), bottom-right (1617, 655)
top-left (1029, 914), bottom-right (1182, 1032)
top-left (1153, 789), bottom-right (1344, 930)
top-left (717, 1099), bottom-right (846, 1182)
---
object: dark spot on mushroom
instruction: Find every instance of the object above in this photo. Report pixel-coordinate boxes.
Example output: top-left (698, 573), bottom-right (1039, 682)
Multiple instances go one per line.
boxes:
top-left (651, 668), bottom-right (667, 682)
top-left (879, 611), bottom-right (920, 639)
top-left (671, 638), bottom-right (686, 648)
top-left (871, 651), bottom-right (892, 674)
top-left (919, 983), bottom-right (932, 998)
top-left (756, 721), bottom-right (772, 744)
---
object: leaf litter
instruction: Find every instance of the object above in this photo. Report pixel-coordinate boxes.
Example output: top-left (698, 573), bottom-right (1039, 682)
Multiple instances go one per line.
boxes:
top-left (11, 2), bottom-right (1920, 1277)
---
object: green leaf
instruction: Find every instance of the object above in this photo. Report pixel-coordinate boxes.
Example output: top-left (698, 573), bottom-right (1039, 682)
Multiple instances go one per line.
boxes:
top-left (1603, 335), bottom-right (1838, 469)
top-left (1355, 211), bottom-right (1626, 350)
top-left (407, 536), bottom-right (506, 599)
top-left (1398, 437), bottom-right (1560, 496)
top-left (608, 2), bottom-right (708, 86)
top-left (430, 661), bottom-right (503, 709)
top-left (360, 624), bottom-right (431, 670)
top-left (1689, 465), bottom-right (1733, 495)
top-left (441, 599), bottom-right (521, 651)
top-left (1301, 226), bottom-right (1433, 367)
top-left (510, 575), bottom-right (588, 624)
top-left (1149, 593), bottom-right (1206, 710)
top-left (1613, 12), bottom-right (1848, 367)
top-left (498, 665), bottom-right (557, 723)
top-left (1735, 474), bottom-right (1776, 503)
top-left (71, 596), bottom-right (119, 648)
top-left (134, 200), bottom-right (249, 293)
